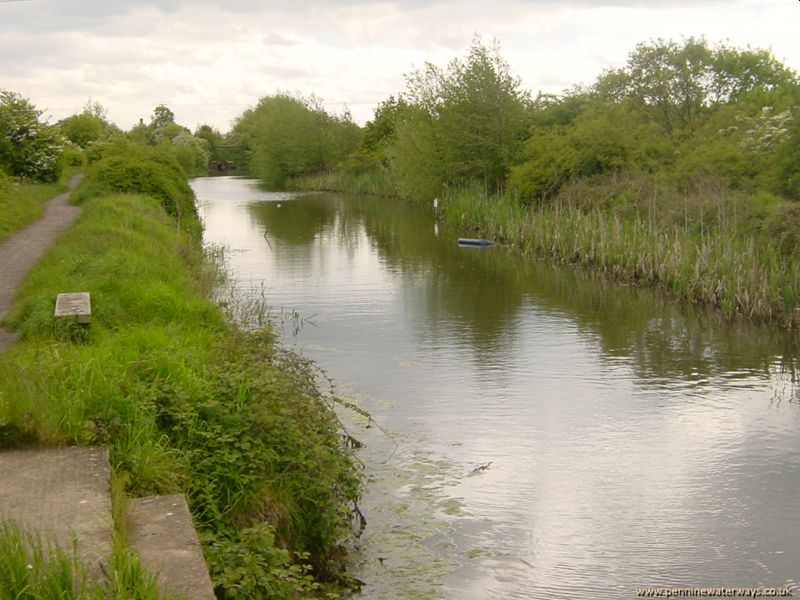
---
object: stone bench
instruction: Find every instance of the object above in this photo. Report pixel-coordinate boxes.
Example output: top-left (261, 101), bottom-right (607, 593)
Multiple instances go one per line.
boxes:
top-left (54, 292), bottom-right (91, 324)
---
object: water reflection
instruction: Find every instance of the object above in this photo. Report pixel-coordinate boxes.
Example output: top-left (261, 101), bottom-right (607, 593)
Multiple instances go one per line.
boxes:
top-left (194, 176), bottom-right (800, 600)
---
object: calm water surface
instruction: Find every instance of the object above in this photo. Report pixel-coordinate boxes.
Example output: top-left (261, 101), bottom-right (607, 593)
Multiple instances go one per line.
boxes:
top-left (193, 176), bottom-right (800, 600)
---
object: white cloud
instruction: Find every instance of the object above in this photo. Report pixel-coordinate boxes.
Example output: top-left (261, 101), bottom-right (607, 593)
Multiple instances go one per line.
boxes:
top-left (0, 0), bottom-right (797, 131)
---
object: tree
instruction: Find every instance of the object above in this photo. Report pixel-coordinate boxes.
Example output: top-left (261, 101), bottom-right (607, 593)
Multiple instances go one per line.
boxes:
top-left (389, 37), bottom-right (531, 198)
top-left (595, 38), bottom-right (797, 137)
top-left (0, 90), bottom-right (62, 181)
top-left (60, 113), bottom-right (106, 148)
top-left (170, 131), bottom-right (211, 174)
top-left (150, 104), bottom-right (176, 129)
top-left (82, 98), bottom-right (108, 121)
top-left (362, 96), bottom-right (406, 158)
top-left (233, 93), bottom-right (362, 187)
top-left (195, 124), bottom-right (222, 160)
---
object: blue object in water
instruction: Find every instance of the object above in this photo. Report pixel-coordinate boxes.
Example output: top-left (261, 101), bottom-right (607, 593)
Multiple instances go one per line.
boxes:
top-left (458, 238), bottom-right (496, 247)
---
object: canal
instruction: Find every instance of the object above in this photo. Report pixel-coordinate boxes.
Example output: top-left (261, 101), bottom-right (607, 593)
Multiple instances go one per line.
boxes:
top-left (193, 175), bottom-right (800, 599)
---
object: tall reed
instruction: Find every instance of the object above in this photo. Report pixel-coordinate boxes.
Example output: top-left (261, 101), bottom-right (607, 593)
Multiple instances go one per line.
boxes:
top-left (442, 180), bottom-right (800, 328)
top-left (289, 165), bottom-right (399, 197)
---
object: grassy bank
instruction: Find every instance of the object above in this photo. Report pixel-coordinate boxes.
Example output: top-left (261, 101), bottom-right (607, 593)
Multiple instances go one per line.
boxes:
top-left (0, 149), bottom-right (361, 597)
top-left (0, 166), bottom-right (81, 242)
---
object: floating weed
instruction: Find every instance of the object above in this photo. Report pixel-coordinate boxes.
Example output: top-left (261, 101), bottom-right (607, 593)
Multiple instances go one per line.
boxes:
top-left (338, 406), bottom-right (467, 600)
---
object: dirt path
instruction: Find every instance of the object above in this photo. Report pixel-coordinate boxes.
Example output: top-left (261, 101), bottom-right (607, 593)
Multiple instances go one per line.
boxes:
top-left (0, 174), bottom-right (83, 349)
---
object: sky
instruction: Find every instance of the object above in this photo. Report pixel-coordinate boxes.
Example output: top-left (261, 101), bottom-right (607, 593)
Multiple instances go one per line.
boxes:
top-left (1, 0), bottom-right (798, 133)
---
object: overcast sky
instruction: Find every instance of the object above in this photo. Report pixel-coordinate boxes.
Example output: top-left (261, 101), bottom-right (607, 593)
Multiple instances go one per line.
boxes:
top-left (1, 0), bottom-right (797, 132)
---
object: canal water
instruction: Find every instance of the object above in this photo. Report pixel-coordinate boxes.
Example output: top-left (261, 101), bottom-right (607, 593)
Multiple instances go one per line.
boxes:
top-left (192, 176), bottom-right (800, 600)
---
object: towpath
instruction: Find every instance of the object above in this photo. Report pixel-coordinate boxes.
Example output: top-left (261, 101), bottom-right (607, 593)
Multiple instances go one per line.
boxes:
top-left (0, 174), bottom-right (83, 349)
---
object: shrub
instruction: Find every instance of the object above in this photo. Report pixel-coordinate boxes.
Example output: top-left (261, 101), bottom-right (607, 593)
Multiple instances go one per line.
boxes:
top-left (764, 202), bottom-right (800, 257)
top-left (0, 90), bottom-right (63, 182)
top-left (72, 141), bottom-right (198, 234)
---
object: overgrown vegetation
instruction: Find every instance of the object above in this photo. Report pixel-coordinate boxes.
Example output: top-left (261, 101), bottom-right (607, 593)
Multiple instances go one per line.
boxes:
top-left (0, 141), bottom-right (361, 597)
top-left (72, 137), bottom-right (201, 237)
top-left (250, 36), bottom-right (800, 327)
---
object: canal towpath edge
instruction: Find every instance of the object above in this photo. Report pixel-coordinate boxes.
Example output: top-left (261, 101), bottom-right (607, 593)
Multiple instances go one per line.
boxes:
top-left (0, 175), bottom-right (217, 598)
top-left (0, 173), bottom-right (83, 350)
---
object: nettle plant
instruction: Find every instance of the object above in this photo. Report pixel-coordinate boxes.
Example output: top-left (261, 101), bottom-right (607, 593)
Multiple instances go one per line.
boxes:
top-left (0, 90), bottom-right (63, 182)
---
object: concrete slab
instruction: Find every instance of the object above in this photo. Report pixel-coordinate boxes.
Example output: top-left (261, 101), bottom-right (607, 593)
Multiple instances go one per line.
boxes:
top-left (128, 494), bottom-right (216, 599)
top-left (0, 446), bottom-right (112, 579)
top-left (54, 292), bottom-right (92, 323)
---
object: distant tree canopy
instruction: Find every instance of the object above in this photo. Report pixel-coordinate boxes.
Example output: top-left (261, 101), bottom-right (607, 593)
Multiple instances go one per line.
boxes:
top-left (594, 38), bottom-right (797, 137)
top-left (233, 93), bottom-right (362, 187)
top-left (226, 37), bottom-right (798, 203)
top-left (0, 90), bottom-right (62, 181)
top-left (508, 38), bottom-right (800, 202)
top-left (150, 104), bottom-right (176, 129)
top-left (58, 100), bottom-right (119, 149)
top-left (120, 104), bottom-right (210, 175)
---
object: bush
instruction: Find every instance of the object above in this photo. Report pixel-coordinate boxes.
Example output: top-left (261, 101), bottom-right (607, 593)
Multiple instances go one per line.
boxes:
top-left (764, 202), bottom-right (800, 257)
top-left (0, 90), bottom-right (63, 182)
top-left (72, 141), bottom-right (198, 234)
top-left (59, 113), bottom-right (106, 148)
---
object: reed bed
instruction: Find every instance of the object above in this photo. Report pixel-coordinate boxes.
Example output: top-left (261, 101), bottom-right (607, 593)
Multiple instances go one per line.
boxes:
top-left (289, 165), bottom-right (399, 198)
top-left (442, 180), bottom-right (800, 328)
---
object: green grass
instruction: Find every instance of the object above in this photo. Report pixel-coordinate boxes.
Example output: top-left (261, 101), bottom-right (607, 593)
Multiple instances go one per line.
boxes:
top-left (0, 520), bottom-right (172, 600)
top-left (0, 166), bottom-right (81, 243)
top-left (0, 189), bottom-right (361, 596)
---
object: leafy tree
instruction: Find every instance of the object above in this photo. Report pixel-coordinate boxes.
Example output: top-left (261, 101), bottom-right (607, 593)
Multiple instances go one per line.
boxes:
top-left (0, 90), bottom-right (62, 181)
top-left (59, 113), bottom-right (106, 148)
top-left (195, 124), bottom-right (223, 161)
top-left (595, 38), bottom-right (797, 137)
top-left (510, 102), bottom-right (669, 202)
top-left (389, 37), bottom-right (530, 198)
top-left (774, 112), bottom-right (800, 199)
top-left (152, 122), bottom-right (190, 145)
top-left (170, 132), bottom-right (211, 175)
top-left (82, 97), bottom-right (108, 120)
top-left (233, 93), bottom-right (361, 187)
top-left (509, 38), bottom-right (798, 202)
top-left (362, 96), bottom-right (406, 158)
top-left (150, 104), bottom-right (176, 129)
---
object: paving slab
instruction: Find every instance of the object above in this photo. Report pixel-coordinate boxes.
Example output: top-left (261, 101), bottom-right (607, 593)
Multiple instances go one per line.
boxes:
top-left (0, 445), bottom-right (112, 579)
top-left (54, 291), bottom-right (92, 323)
top-left (128, 494), bottom-right (216, 599)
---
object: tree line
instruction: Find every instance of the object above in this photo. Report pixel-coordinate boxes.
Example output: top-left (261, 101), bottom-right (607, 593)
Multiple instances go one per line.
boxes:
top-left (232, 36), bottom-right (799, 208)
top-left (0, 94), bottom-right (229, 183)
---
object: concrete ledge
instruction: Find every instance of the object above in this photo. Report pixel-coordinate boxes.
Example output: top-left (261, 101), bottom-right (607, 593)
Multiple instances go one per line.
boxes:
top-left (128, 494), bottom-right (216, 599)
top-left (0, 446), bottom-right (112, 580)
